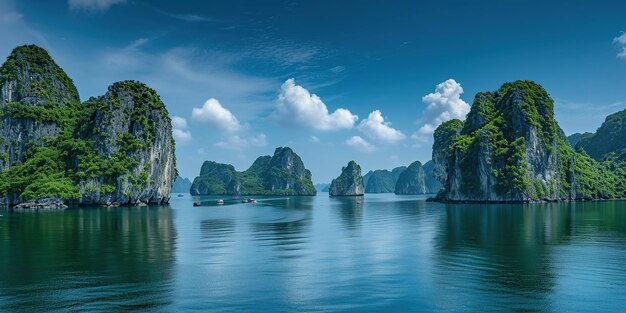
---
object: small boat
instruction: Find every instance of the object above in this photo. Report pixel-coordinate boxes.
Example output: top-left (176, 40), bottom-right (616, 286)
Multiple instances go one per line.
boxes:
top-left (193, 202), bottom-right (201, 207)
top-left (242, 199), bottom-right (250, 203)
top-left (177, 194), bottom-right (184, 197)
top-left (250, 199), bottom-right (257, 204)
top-left (216, 199), bottom-right (224, 204)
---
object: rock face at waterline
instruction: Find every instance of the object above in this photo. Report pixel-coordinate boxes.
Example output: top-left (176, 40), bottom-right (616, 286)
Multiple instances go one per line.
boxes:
top-left (394, 161), bottom-right (426, 194)
top-left (0, 45), bottom-right (176, 207)
top-left (432, 80), bottom-right (626, 202)
top-left (329, 161), bottom-right (364, 196)
top-left (190, 147), bottom-right (316, 196)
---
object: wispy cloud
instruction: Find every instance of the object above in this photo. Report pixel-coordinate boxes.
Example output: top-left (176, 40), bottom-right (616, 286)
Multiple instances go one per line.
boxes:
top-left (346, 136), bottom-right (376, 152)
top-left (613, 31), bottom-right (626, 59)
top-left (68, 0), bottom-right (126, 11)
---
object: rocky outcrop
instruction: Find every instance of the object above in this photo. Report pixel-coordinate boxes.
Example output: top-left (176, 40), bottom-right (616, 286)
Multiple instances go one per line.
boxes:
top-left (567, 132), bottom-right (594, 148)
top-left (432, 80), bottom-right (626, 202)
top-left (172, 176), bottom-right (192, 193)
top-left (0, 45), bottom-right (79, 173)
top-left (394, 161), bottom-right (426, 194)
top-left (363, 167), bottom-right (405, 193)
top-left (329, 161), bottom-right (364, 196)
top-left (432, 119), bottom-right (463, 188)
top-left (0, 45), bottom-right (177, 207)
top-left (190, 161), bottom-right (237, 195)
top-left (76, 82), bottom-right (176, 205)
top-left (423, 160), bottom-right (442, 193)
top-left (190, 147), bottom-right (316, 196)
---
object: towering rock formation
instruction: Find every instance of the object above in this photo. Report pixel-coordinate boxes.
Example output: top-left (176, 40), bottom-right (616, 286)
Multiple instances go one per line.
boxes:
top-left (432, 80), bottom-right (625, 202)
top-left (0, 44), bottom-right (80, 173)
top-left (0, 45), bottom-right (176, 207)
top-left (76, 81), bottom-right (176, 205)
top-left (394, 161), bottom-right (426, 194)
top-left (329, 161), bottom-right (364, 196)
top-left (190, 147), bottom-right (316, 196)
top-left (432, 119), bottom-right (463, 188)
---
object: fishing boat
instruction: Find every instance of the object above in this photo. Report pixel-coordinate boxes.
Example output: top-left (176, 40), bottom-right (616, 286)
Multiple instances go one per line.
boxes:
top-left (216, 199), bottom-right (224, 204)
top-left (193, 202), bottom-right (201, 207)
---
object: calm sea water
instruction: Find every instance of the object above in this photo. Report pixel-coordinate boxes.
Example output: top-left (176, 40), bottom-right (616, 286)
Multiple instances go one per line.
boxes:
top-left (1, 193), bottom-right (625, 312)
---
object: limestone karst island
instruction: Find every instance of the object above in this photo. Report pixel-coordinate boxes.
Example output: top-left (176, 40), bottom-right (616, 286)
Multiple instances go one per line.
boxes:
top-left (2, 1), bottom-right (626, 312)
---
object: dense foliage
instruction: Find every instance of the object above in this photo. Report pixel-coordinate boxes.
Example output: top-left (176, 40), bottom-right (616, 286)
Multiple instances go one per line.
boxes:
top-left (394, 161), bottom-right (426, 195)
top-left (0, 45), bottom-right (176, 204)
top-left (329, 160), bottom-right (364, 196)
top-left (575, 109), bottom-right (626, 162)
top-left (433, 80), bottom-right (626, 202)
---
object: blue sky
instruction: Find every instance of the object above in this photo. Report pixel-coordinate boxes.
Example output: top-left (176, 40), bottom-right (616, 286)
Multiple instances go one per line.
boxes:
top-left (1, 0), bottom-right (626, 183)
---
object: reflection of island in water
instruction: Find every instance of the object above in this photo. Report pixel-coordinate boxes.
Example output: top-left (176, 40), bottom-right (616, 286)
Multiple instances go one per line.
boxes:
top-left (329, 196), bottom-right (364, 232)
top-left (433, 201), bottom-right (626, 308)
top-left (252, 198), bottom-right (314, 257)
top-left (0, 206), bottom-right (176, 311)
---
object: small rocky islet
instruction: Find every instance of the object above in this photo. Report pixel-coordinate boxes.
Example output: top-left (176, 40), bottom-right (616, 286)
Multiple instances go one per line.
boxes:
top-left (190, 147), bottom-right (316, 196)
top-left (329, 160), bottom-right (364, 196)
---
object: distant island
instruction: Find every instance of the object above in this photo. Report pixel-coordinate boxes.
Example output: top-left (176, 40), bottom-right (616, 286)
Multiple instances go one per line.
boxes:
top-left (0, 45), bottom-right (176, 208)
top-left (431, 80), bottom-right (626, 203)
top-left (172, 176), bottom-right (192, 194)
top-left (190, 147), bottom-right (316, 196)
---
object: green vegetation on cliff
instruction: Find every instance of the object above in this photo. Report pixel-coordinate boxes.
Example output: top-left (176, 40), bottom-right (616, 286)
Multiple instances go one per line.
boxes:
top-left (394, 161), bottom-right (426, 194)
top-left (575, 109), bottom-right (626, 162)
top-left (329, 160), bottom-right (364, 196)
top-left (433, 80), bottom-right (626, 202)
top-left (0, 45), bottom-right (176, 206)
top-left (190, 147), bottom-right (316, 196)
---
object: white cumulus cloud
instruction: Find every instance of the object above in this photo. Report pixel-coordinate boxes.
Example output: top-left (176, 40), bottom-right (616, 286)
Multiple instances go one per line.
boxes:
top-left (171, 115), bottom-right (191, 142)
top-left (215, 134), bottom-right (267, 150)
top-left (271, 78), bottom-right (358, 130)
top-left (192, 98), bottom-right (241, 132)
top-left (171, 116), bottom-right (188, 129)
top-left (68, 0), bottom-right (126, 11)
top-left (172, 128), bottom-right (192, 142)
top-left (346, 136), bottom-right (375, 152)
top-left (413, 79), bottom-right (470, 141)
top-left (358, 110), bottom-right (405, 143)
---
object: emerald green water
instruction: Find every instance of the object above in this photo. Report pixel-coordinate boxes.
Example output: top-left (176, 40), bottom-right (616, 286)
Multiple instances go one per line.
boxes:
top-left (1, 194), bottom-right (625, 312)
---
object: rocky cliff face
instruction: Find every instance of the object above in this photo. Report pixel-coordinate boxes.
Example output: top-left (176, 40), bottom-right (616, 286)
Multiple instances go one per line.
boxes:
top-left (190, 147), bottom-right (316, 196)
top-left (76, 82), bottom-right (176, 205)
top-left (329, 161), bottom-right (364, 196)
top-left (432, 81), bottom-right (626, 202)
top-left (394, 161), bottom-right (426, 195)
top-left (432, 119), bottom-right (463, 189)
top-left (0, 45), bottom-right (177, 207)
top-left (0, 45), bottom-right (79, 173)
top-left (423, 160), bottom-right (442, 193)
